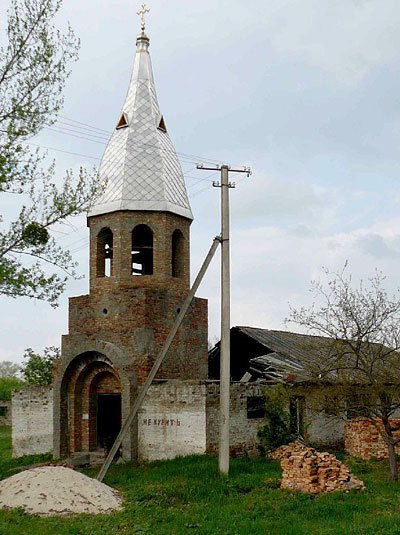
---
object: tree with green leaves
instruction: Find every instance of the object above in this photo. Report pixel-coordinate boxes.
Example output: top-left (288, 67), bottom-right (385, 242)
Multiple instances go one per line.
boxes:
top-left (21, 346), bottom-right (59, 385)
top-left (288, 266), bottom-right (400, 482)
top-left (0, 377), bottom-right (24, 400)
top-left (0, 0), bottom-right (101, 306)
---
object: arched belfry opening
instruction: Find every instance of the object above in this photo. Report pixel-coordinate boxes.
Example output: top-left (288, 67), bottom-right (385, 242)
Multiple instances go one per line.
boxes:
top-left (132, 224), bottom-right (153, 275)
top-left (172, 229), bottom-right (184, 278)
top-left (97, 228), bottom-right (113, 278)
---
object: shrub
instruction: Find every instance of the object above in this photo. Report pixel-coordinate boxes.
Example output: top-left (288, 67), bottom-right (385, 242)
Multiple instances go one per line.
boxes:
top-left (257, 384), bottom-right (296, 452)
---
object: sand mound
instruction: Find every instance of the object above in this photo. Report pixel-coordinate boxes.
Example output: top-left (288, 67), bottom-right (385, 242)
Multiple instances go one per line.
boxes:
top-left (0, 466), bottom-right (123, 516)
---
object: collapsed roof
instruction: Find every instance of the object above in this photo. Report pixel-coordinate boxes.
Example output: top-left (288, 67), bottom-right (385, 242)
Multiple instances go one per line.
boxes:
top-left (208, 326), bottom-right (395, 384)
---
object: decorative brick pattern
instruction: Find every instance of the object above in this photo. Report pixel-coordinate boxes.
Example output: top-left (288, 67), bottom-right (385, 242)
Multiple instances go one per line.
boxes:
top-left (274, 442), bottom-right (364, 494)
top-left (345, 418), bottom-right (400, 460)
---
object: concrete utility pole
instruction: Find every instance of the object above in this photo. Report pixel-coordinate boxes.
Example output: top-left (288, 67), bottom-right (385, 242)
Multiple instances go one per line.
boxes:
top-left (197, 163), bottom-right (251, 475)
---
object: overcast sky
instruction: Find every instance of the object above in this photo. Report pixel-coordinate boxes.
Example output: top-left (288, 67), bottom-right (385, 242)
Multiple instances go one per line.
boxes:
top-left (2, 0), bottom-right (400, 363)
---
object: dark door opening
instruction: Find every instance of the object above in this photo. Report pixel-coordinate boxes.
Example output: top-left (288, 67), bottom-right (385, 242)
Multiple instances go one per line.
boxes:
top-left (97, 394), bottom-right (121, 451)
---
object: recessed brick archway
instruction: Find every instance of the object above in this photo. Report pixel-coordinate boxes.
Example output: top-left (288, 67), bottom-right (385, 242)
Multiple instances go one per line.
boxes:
top-left (59, 353), bottom-right (121, 456)
top-left (53, 343), bottom-right (137, 460)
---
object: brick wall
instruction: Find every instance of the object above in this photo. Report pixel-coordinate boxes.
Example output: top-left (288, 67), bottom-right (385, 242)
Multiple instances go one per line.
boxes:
top-left (138, 381), bottom-right (264, 461)
top-left (291, 386), bottom-right (345, 448)
top-left (65, 289), bottom-right (208, 383)
top-left (345, 418), bottom-right (400, 460)
top-left (206, 383), bottom-right (263, 457)
top-left (88, 211), bottom-right (191, 293)
top-left (0, 400), bottom-right (11, 426)
top-left (138, 381), bottom-right (207, 461)
top-left (12, 386), bottom-right (53, 457)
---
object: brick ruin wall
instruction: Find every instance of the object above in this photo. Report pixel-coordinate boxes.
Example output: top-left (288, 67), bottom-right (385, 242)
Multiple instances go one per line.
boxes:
top-left (138, 382), bottom-right (207, 461)
top-left (139, 382), bottom-right (264, 461)
top-left (0, 400), bottom-right (11, 426)
top-left (12, 381), bottom-right (265, 461)
top-left (304, 408), bottom-right (345, 449)
top-left (345, 418), bottom-right (400, 460)
top-left (12, 386), bottom-right (53, 457)
top-left (205, 383), bottom-right (263, 457)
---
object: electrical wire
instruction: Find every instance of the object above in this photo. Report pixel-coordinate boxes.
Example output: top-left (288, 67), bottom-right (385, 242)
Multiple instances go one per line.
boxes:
top-left (56, 114), bottom-right (222, 165)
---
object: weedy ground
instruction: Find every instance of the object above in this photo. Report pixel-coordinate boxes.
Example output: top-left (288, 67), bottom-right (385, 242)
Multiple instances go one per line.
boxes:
top-left (0, 426), bottom-right (400, 534)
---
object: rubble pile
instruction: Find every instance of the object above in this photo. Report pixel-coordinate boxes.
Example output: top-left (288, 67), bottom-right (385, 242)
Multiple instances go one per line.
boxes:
top-left (272, 442), bottom-right (364, 494)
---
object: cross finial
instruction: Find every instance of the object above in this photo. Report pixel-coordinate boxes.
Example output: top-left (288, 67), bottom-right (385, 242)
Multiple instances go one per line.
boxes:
top-left (137, 4), bottom-right (150, 33)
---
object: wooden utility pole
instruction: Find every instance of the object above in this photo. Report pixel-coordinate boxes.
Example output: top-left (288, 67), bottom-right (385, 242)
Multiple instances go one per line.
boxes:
top-left (197, 163), bottom-right (251, 475)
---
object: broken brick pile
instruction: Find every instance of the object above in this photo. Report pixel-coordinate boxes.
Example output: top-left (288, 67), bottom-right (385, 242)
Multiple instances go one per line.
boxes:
top-left (345, 418), bottom-right (400, 460)
top-left (271, 442), bottom-right (364, 494)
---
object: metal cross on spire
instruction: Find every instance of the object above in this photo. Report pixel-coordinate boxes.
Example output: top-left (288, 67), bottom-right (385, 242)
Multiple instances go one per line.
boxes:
top-left (137, 4), bottom-right (150, 33)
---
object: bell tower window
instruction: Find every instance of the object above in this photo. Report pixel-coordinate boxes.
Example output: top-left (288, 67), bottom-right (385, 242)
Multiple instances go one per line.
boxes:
top-left (132, 224), bottom-right (153, 275)
top-left (172, 229), bottom-right (184, 278)
top-left (97, 228), bottom-right (113, 278)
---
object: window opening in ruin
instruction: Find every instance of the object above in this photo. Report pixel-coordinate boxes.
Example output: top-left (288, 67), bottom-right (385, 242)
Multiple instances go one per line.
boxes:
top-left (116, 112), bottom-right (128, 129)
top-left (247, 396), bottom-right (266, 419)
top-left (289, 396), bottom-right (305, 437)
top-left (97, 394), bottom-right (121, 450)
top-left (172, 229), bottom-right (184, 278)
top-left (97, 228), bottom-right (113, 278)
top-left (0, 406), bottom-right (6, 417)
top-left (132, 224), bottom-right (153, 275)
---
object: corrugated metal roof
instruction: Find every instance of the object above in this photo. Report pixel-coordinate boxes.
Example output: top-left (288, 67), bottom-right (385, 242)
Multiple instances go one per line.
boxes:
top-left (235, 326), bottom-right (333, 366)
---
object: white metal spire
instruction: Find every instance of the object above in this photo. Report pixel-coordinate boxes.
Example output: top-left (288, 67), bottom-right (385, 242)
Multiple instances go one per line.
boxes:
top-left (89, 26), bottom-right (193, 220)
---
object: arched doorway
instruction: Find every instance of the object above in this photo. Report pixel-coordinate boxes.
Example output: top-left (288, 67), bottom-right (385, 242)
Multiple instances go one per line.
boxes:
top-left (90, 371), bottom-right (121, 451)
top-left (59, 352), bottom-right (121, 456)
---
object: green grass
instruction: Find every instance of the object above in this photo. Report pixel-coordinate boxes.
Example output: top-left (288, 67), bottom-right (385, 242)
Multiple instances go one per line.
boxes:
top-left (1, 426), bottom-right (400, 534)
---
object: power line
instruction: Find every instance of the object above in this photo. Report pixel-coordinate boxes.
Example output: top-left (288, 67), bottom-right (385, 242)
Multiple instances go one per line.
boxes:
top-left (22, 141), bottom-right (215, 190)
top-left (23, 142), bottom-right (101, 161)
top-left (58, 115), bottom-right (110, 134)
top-left (43, 127), bottom-right (107, 145)
top-left (57, 114), bottom-right (222, 166)
top-left (49, 125), bottom-right (109, 142)
top-left (56, 120), bottom-right (110, 138)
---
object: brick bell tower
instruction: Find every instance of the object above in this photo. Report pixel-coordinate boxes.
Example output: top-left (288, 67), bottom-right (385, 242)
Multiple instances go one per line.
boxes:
top-left (53, 23), bottom-right (208, 460)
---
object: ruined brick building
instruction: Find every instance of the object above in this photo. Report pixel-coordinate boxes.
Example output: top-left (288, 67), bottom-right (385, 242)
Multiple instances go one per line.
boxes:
top-left (14, 23), bottom-right (374, 463)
